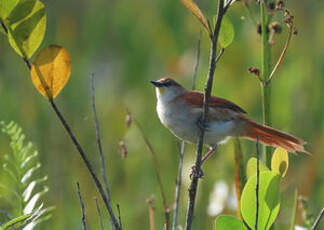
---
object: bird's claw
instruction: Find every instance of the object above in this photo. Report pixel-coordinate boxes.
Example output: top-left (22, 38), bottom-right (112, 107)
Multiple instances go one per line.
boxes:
top-left (190, 165), bottom-right (204, 179)
top-left (197, 116), bottom-right (208, 130)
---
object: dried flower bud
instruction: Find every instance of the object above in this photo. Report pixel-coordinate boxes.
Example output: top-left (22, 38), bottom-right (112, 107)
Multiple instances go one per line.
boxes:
top-left (268, 2), bottom-right (275, 10)
top-left (293, 28), bottom-right (298, 35)
top-left (119, 140), bottom-right (128, 159)
top-left (125, 111), bottom-right (132, 128)
top-left (257, 24), bottom-right (262, 34)
top-left (270, 22), bottom-right (282, 33)
top-left (146, 195), bottom-right (155, 204)
top-left (276, 0), bottom-right (284, 10)
top-left (248, 67), bottom-right (260, 77)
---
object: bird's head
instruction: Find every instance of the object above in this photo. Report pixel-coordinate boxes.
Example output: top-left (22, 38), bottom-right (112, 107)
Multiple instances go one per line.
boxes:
top-left (151, 77), bottom-right (186, 103)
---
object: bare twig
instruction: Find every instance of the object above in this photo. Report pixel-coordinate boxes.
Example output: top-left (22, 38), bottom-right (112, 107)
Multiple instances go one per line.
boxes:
top-left (173, 31), bottom-right (202, 230)
top-left (77, 182), bottom-right (88, 230)
top-left (49, 99), bottom-right (120, 229)
top-left (312, 207), bottom-right (324, 230)
top-left (267, 25), bottom-right (293, 84)
top-left (117, 204), bottom-right (122, 229)
top-left (0, 19), bottom-right (8, 33)
top-left (133, 117), bottom-right (170, 230)
top-left (91, 74), bottom-right (119, 229)
top-left (185, 0), bottom-right (229, 229)
top-left (95, 198), bottom-right (104, 230)
top-left (255, 136), bottom-right (260, 230)
top-left (172, 141), bottom-right (186, 230)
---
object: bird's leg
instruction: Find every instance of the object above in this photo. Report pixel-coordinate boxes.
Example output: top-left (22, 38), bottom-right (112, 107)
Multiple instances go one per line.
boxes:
top-left (190, 145), bottom-right (218, 179)
top-left (201, 145), bottom-right (218, 164)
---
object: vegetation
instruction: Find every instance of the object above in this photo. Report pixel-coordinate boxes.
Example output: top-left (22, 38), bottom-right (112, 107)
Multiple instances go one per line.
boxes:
top-left (0, 0), bottom-right (323, 229)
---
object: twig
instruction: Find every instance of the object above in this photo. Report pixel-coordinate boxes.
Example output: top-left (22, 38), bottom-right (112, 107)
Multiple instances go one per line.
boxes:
top-left (117, 204), bottom-right (122, 229)
top-left (185, 0), bottom-right (229, 229)
top-left (95, 198), bottom-right (104, 230)
top-left (266, 25), bottom-right (293, 84)
top-left (77, 182), bottom-right (88, 230)
top-left (173, 31), bottom-right (202, 230)
top-left (255, 136), bottom-right (260, 230)
top-left (49, 98), bottom-right (120, 229)
top-left (0, 19), bottom-right (8, 33)
top-left (172, 141), bottom-right (186, 230)
top-left (312, 207), bottom-right (324, 230)
top-left (91, 74), bottom-right (119, 229)
top-left (133, 118), bottom-right (170, 230)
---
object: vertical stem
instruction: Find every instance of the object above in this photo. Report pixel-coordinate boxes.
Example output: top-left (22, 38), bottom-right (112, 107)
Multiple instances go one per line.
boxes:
top-left (260, 1), bottom-right (272, 167)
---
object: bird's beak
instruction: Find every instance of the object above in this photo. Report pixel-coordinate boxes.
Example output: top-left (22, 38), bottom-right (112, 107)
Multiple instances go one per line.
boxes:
top-left (150, 80), bottom-right (164, 87)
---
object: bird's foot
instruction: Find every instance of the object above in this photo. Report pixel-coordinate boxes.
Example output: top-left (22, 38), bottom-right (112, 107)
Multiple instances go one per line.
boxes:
top-left (197, 116), bottom-right (208, 130)
top-left (190, 165), bottom-right (204, 179)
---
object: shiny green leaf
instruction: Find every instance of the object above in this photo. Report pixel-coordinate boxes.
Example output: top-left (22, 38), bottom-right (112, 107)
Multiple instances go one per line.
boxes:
top-left (246, 157), bottom-right (269, 179)
top-left (219, 16), bottom-right (234, 48)
top-left (215, 215), bottom-right (246, 230)
top-left (4, 0), bottom-right (46, 58)
top-left (241, 171), bottom-right (281, 230)
top-left (271, 147), bottom-right (289, 177)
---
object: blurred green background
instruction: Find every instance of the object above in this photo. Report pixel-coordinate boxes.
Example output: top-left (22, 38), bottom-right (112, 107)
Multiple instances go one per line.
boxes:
top-left (0, 0), bottom-right (323, 229)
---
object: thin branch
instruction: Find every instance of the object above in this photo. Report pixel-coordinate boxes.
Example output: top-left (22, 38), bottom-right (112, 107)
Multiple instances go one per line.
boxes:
top-left (172, 141), bottom-right (186, 230)
top-left (91, 74), bottom-right (119, 229)
top-left (267, 25), bottom-right (293, 84)
top-left (255, 136), bottom-right (260, 230)
top-left (49, 98), bottom-right (120, 230)
top-left (185, 0), bottom-right (227, 229)
top-left (117, 204), bottom-right (122, 229)
top-left (132, 118), bottom-right (170, 230)
top-left (0, 19), bottom-right (8, 33)
top-left (147, 197), bottom-right (156, 230)
top-left (312, 207), bottom-right (324, 230)
top-left (95, 198), bottom-right (104, 230)
top-left (77, 182), bottom-right (88, 230)
top-left (173, 31), bottom-right (202, 230)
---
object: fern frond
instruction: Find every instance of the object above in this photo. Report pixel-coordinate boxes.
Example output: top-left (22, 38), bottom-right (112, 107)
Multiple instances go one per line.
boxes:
top-left (0, 121), bottom-right (53, 229)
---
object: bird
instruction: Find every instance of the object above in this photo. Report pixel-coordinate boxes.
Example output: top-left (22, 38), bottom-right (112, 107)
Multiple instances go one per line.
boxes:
top-left (151, 77), bottom-right (307, 163)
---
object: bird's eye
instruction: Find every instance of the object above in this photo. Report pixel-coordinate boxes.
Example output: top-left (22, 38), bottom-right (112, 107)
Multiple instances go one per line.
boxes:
top-left (164, 80), bottom-right (172, 87)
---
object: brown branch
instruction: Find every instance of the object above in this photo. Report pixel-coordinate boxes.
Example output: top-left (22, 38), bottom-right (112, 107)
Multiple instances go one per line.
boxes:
top-left (312, 207), bottom-right (324, 230)
top-left (133, 117), bottom-right (170, 230)
top-left (266, 24), bottom-right (293, 84)
top-left (77, 182), bottom-right (88, 230)
top-left (185, 0), bottom-right (228, 229)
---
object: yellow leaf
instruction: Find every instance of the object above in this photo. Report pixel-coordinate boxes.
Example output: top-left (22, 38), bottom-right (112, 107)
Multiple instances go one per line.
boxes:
top-left (31, 45), bottom-right (71, 99)
top-left (246, 157), bottom-right (269, 179)
top-left (180, 0), bottom-right (211, 35)
top-left (271, 147), bottom-right (289, 177)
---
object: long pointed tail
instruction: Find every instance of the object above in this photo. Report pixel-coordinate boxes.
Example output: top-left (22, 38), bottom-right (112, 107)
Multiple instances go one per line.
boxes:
top-left (242, 118), bottom-right (308, 154)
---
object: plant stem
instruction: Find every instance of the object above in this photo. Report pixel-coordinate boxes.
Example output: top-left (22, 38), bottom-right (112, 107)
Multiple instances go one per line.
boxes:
top-left (77, 182), bottom-right (88, 230)
top-left (260, 0), bottom-right (272, 168)
top-left (185, 0), bottom-right (230, 228)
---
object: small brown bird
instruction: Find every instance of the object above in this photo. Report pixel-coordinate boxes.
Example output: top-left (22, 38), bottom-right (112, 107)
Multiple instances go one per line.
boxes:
top-left (151, 77), bottom-right (307, 162)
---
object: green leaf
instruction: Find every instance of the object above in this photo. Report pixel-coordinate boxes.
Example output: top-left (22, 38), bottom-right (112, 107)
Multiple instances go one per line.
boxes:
top-left (246, 157), bottom-right (269, 179)
top-left (271, 147), bottom-right (289, 177)
top-left (215, 215), bottom-right (246, 230)
top-left (241, 171), bottom-right (281, 230)
top-left (1, 214), bottom-right (31, 230)
top-left (3, 0), bottom-right (46, 59)
top-left (219, 16), bottom-right (234, 48)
